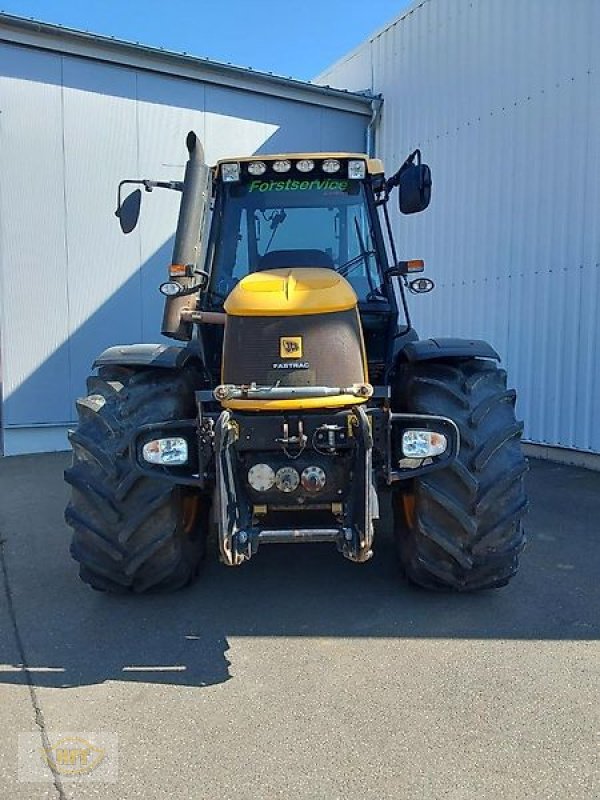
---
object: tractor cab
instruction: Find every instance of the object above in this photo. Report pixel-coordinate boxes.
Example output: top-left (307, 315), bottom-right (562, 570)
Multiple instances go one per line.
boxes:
top-left (207, 153), bottom-right (389, 306)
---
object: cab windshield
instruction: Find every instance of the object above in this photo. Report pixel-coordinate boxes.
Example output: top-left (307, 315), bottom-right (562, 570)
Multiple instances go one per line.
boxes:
top-left (205, 177), bottom-right (387, 307)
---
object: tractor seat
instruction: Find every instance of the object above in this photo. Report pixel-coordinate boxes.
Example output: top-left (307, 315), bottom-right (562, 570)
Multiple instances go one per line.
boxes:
top-left (258, 249), bottom-right (334, 271)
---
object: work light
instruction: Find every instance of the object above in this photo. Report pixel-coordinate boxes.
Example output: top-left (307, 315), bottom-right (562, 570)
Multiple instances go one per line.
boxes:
top-left (247, 161), bottom-right (267, 176)
top-left (296, 159), bottom-right (314, 173)
top-left (221, 162), bottom-right (240, 182)
top-left (348, 160), bottom-right (366, 179)
top-left (322, 159), bottom-right (341, 173)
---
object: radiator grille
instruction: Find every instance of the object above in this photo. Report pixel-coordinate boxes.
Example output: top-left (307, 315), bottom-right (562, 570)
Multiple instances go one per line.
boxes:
top-left (222, 309), bottom-right (366, 388)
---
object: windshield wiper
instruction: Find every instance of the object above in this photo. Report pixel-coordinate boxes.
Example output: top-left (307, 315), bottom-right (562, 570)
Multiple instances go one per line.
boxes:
top-left (337, 250), bottom-right (377, 278)
top-left (338, 216), bottom-right (378, 283)
top-left (261, 209), bottom-right (287, 254)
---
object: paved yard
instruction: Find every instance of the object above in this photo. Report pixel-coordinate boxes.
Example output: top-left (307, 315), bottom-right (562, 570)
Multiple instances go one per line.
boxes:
top-left (0, 453), bottom-right (598, 799)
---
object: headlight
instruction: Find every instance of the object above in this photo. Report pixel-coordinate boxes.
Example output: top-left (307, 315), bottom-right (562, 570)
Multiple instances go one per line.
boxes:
top-left (159, 281), bottom-right (183, 297)
top-left (221, 162), bottom-right (240, 182)
top-left (247, 161), bottom-right (267, 176)
top-left (248, 464), bottom-right (276, 492)
top-left (296, 159), bottom-right (314, 173)
top-left (348, 159), bottom-right (366, 180)
top-left (322, 159), bottom-right (341, 173)
top-left (402, 430), bottom-right (447, 458)
top-left (142, 437), bottom-right (188, 465)
top-left (272, 159), bottom-right (291, 173)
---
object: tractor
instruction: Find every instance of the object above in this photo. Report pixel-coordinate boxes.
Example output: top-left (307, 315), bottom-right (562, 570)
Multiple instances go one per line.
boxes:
top-left (64, 131), bottom-right (527, 592)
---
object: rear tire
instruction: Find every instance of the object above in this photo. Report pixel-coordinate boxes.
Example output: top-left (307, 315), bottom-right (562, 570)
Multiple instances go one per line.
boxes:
top-left (392, 358), bottom-right (528, 591)
top-left (65, 365), bottom-right (207, 593)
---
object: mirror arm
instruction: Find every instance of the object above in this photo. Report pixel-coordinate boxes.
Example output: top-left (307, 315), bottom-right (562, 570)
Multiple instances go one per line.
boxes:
top-left (381, 200), bottom-right (412, 332)
top-left (115, 178), bottom-right (184, 218)
top-left (384, 148), bottom-right (422, 197)
top-left (142, 179), bottom-right (184, 193)
top-left (385, 262), bottom-right (422, 278)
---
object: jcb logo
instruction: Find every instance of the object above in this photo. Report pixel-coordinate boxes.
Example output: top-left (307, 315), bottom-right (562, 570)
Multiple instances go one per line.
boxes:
top-left (280, 337), bottom-right (303, 358)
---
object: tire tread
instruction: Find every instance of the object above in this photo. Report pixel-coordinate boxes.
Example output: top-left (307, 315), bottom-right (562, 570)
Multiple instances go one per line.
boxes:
top-left (65, 366), bottom-right (206, 593)
top-left (393, 358), bottom-right (528, 591)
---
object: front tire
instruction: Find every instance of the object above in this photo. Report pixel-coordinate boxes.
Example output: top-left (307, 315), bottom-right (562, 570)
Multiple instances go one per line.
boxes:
top-left (65, 365), bottom-right (207, 593)
top-left (392, 358), bottom-right (528, 591)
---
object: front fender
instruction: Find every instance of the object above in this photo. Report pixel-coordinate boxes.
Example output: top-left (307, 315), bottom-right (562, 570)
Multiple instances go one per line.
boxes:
top-left (400, 337), bottom-right (500, 363)
top-left (93, 343), bottom-right (198, 370)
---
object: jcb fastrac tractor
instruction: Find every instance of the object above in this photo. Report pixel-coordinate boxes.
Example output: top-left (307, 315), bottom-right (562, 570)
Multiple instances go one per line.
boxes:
top-left (65, 132), bottom-right (528, 593)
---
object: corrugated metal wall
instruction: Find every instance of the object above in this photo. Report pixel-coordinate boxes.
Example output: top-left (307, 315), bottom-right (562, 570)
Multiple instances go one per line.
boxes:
top-left (0, 41), bottom-right (367, 455)
top-left (319, 0), bottom-right (600, 454)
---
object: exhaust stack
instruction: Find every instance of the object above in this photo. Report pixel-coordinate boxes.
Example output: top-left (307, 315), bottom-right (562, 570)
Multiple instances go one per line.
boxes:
top-left (162, 131), bottom-right (212, 340)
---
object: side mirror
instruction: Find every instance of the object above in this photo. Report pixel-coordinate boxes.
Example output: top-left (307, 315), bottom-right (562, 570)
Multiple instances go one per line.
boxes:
top-left (115, 187), bottom-right (142, 234)
top-left (398, 163), bottom-right (431, 215)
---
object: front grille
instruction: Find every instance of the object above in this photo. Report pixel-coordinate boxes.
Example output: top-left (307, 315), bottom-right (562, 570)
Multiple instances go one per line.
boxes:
top-left (222, 309), bottom-right (366, 388)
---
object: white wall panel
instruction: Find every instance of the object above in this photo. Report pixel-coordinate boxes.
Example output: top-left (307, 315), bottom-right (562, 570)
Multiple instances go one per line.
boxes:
top-left (319, 0), bottom-right (600, 453)
top-left (61, 57), bottom-right (142, 408)
top-left (318, 107), bottom-right (367, 152)
top-left (0, 40), bottom-right (367, 453)
top-left (136, 72), bottom-right (207, 342)
top-left (205, 86), bottom-right (278, 163)
top-left (0, 44), bottom-right (71, 427)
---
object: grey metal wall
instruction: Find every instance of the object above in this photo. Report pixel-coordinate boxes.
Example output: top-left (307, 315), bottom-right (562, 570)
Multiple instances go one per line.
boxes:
top-left (0, 40), bottom-right (368, 455)
top-left (319, 0), bottom-right (600, 454)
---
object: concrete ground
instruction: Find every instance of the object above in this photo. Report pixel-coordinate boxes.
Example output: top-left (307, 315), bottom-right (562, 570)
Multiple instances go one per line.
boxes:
top-left (0, 453), bottom-right (598, 800)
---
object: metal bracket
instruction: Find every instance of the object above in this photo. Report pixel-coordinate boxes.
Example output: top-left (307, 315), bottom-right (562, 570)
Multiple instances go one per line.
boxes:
top-left (338, 405), bottom-right (375, 563)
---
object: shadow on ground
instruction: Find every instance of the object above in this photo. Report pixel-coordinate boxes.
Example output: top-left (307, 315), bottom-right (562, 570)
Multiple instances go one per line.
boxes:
top-left (0, 455), bottom-right (598, 690)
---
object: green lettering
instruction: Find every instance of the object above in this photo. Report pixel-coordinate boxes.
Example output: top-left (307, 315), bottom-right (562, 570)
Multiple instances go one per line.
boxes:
top-left (249, 176), bottom-right (350, 194)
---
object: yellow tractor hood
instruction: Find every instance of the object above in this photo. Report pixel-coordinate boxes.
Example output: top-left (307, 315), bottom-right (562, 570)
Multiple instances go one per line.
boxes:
top-left (224, 268), bottom-right (357, 317)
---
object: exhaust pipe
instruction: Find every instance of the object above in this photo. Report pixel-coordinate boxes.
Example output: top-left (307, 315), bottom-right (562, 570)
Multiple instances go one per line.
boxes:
top-left (162, 131), bottom-right (212, 340)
